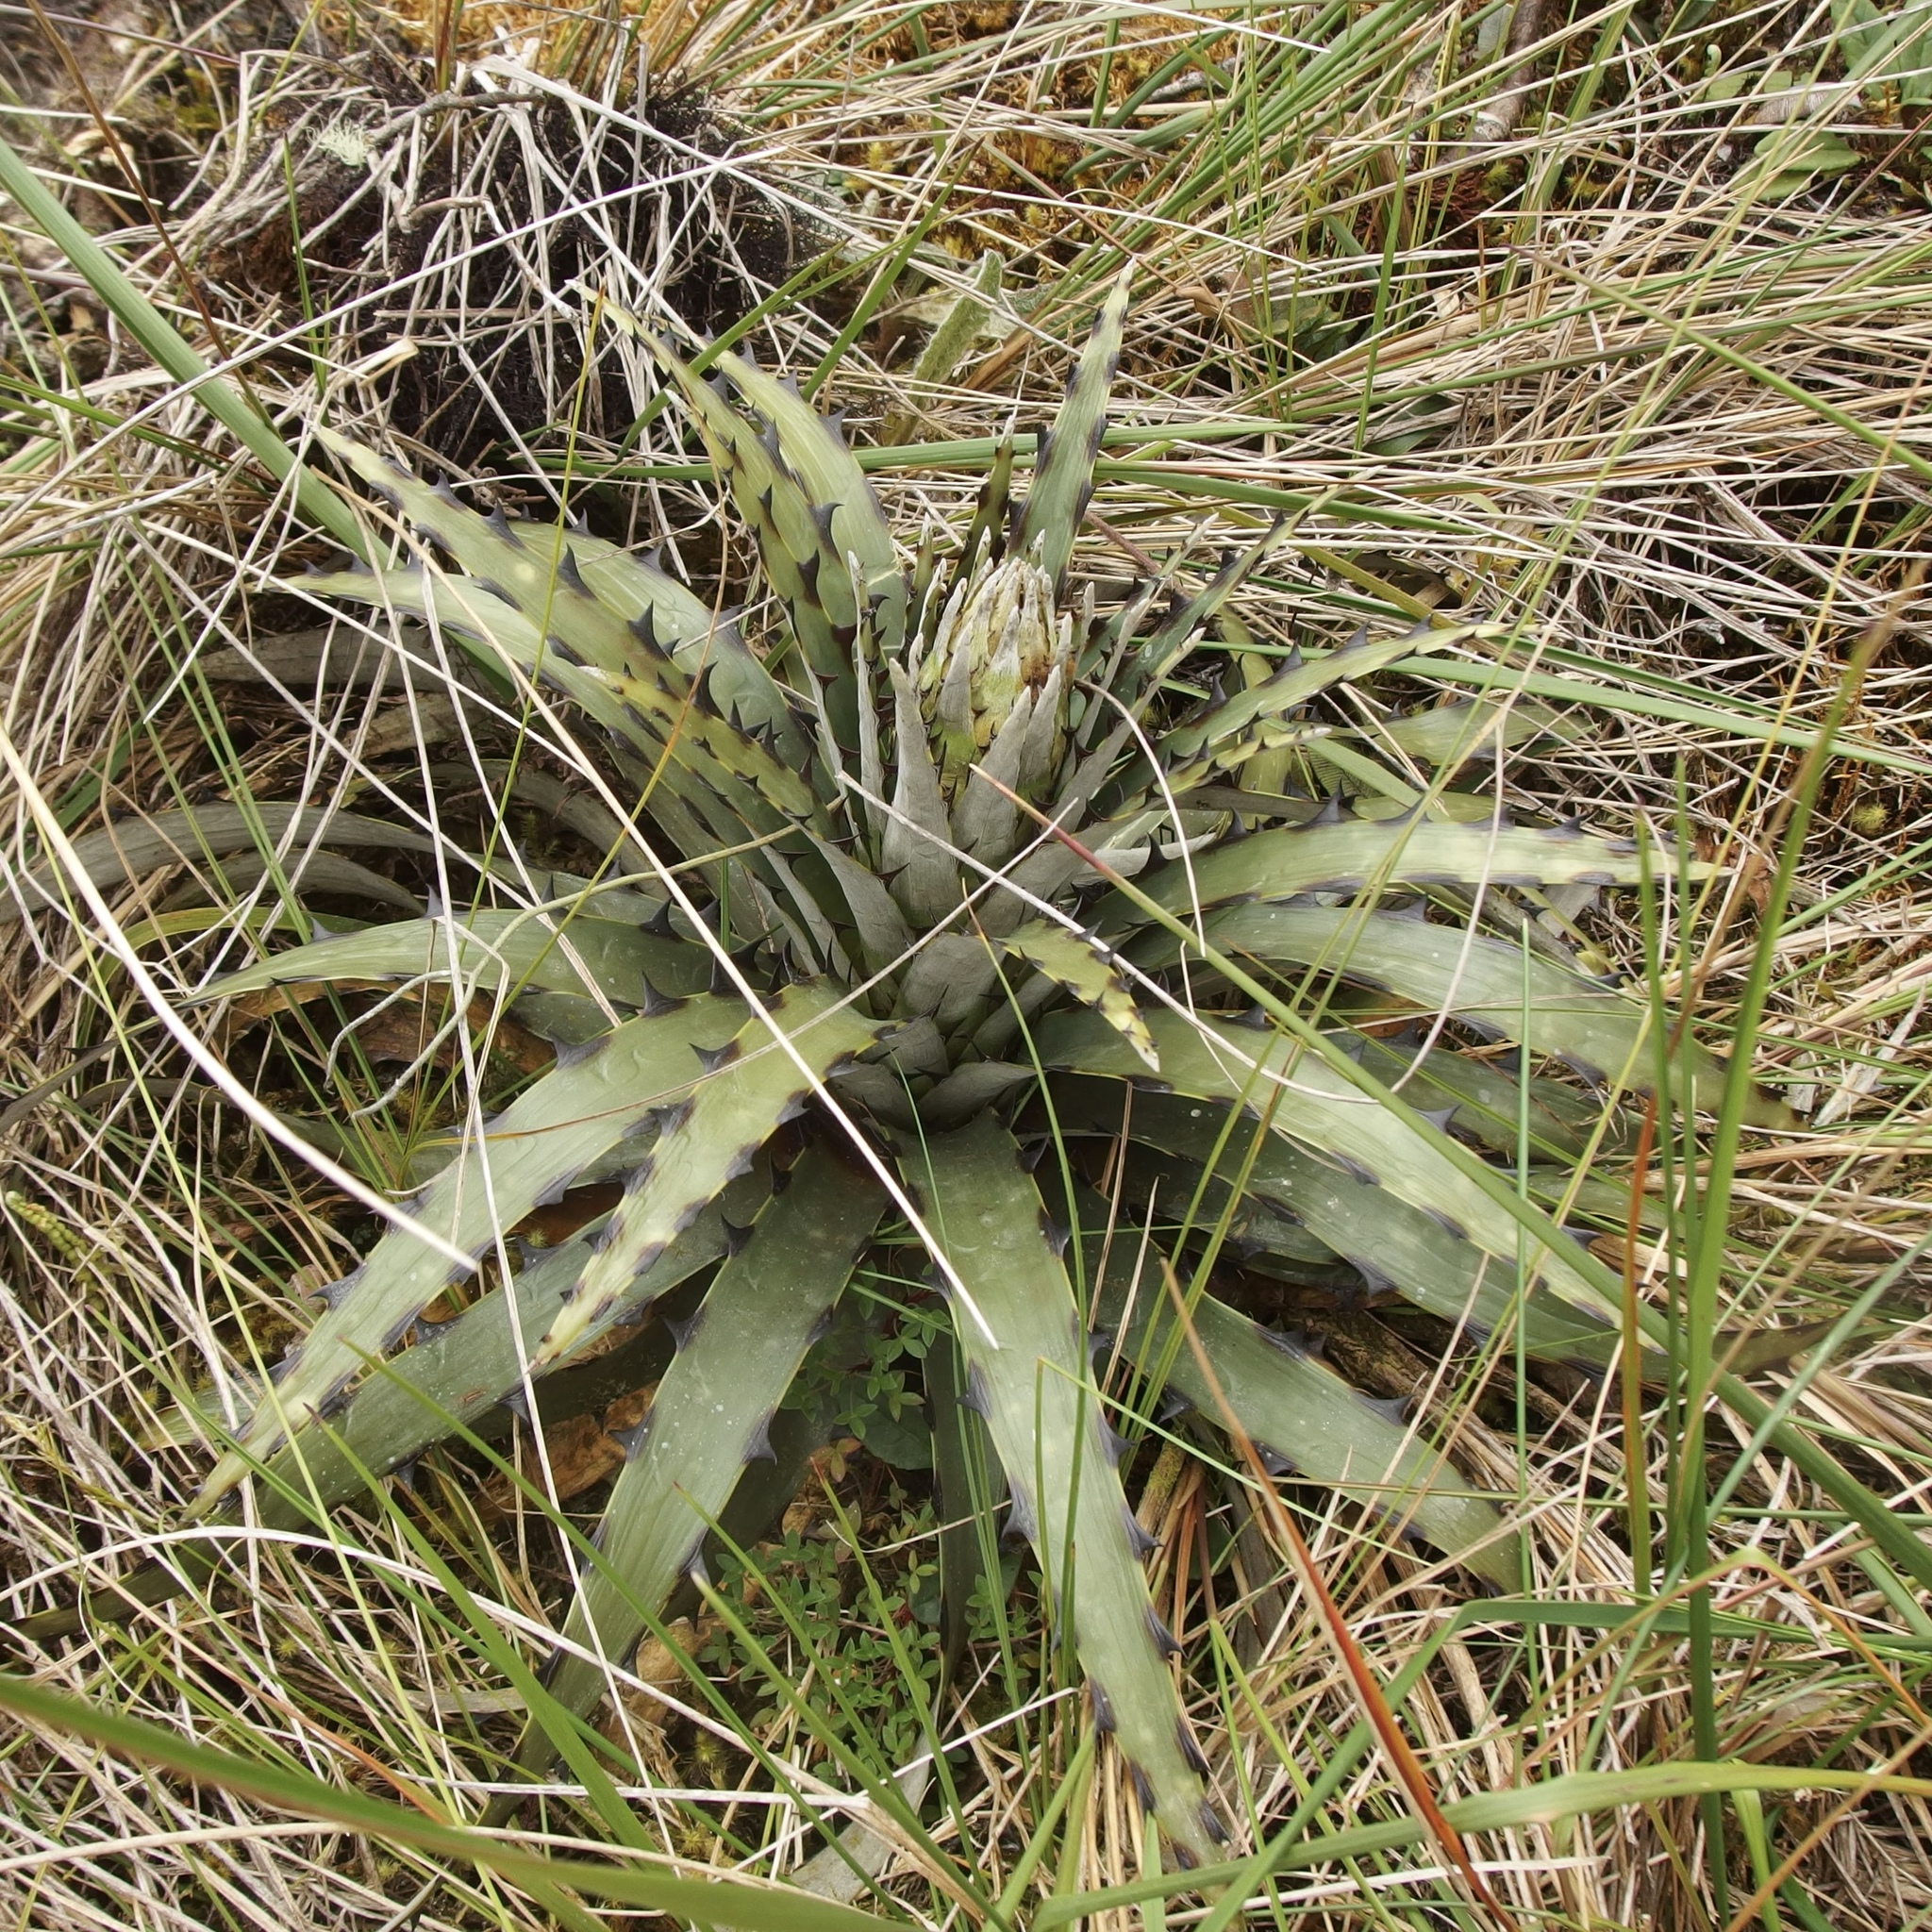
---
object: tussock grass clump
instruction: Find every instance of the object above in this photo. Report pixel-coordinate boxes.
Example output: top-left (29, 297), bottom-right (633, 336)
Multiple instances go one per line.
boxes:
top-left (0, 2), bottom-right (1929, 1928)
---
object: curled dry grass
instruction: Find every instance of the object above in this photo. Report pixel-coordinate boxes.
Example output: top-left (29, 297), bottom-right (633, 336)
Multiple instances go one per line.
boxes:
top-left (1, 1), bottom-right (1930, 1927)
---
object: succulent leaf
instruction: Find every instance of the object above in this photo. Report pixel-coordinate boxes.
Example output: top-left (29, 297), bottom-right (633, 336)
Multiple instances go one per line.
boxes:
top-left (1057, 1081), bottom-right (1617, 1361)
top-left (1036, 1006), bottom-right (1608, 1326)
top-left (205, 909), bottom-right (709, 1008)
top-left (1108, 1141), bottom-right (1347, 1276)
top-left (525, 1144), bottom-right (885, 1762)
top-left (1089, 1261), bottom-right (1521, 1590)
top-left (913, 558), bottom-right (1072, 811)
top-left (808, 835), bottom-right (915, 974)
top-left (6, 801), bottom-right (478, 924)
top-left (1185, 903), bottom-right (1790, 1125)
top-left (199, 995), bottom-right (753, 1502)
top-left (916, 1115), bottom-right (1222, 1869)
top-left (883, 250), bottom-right (1005, 446)
top-left (1117, 817), bottom-right (1687, 923)
top-left (1015, 275), bottom-right (1131, 592)
top-left (309, 447), bottom-right (824, 836)
top-left (1372, 696), bottom-right (1575, 768)
top-left (881, 661), bottom-right (963, 926)
top-left (294, 566), bottom-right (808, 876)
top-left (708, 348), bottom-right (907, 653)
top-left (315, 428), bottom-right (644, 675)
top-left (896, 933), bottom-right (1002, 1034)
top-left (256, 1161), bottom-right (773, 1520)
top-left (1351, 1030), bottom-right (1592, 1160)
top-left (1000, 919), bottom-right (1158, 1071)
top-left (184, 269), bottom-right (1801, 1868)
top-left (557, 529), bottom-right (810, 759)
top-left (529, 984), bottom-right (886, 1374)
top-left (642, 336), bottom-right (858, 715)
top-left (1160, 629), bottom-right (1468, 769)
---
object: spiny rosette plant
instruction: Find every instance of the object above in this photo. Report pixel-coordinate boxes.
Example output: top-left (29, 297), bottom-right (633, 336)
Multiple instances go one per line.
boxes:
top-left (172, 279), bottom-right (1787, 1866)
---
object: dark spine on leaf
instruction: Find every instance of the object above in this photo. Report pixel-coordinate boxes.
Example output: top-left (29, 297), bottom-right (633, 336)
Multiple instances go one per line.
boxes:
top-left (960, 1361), bottom-right (991, 1419)
top-left (1090, 1677), bottom-right (1116, 1734)
top-left (1145, 1606), bottom-right (1181, 1657)
top-left (1005, 1479), bottom-right (1038, 1545)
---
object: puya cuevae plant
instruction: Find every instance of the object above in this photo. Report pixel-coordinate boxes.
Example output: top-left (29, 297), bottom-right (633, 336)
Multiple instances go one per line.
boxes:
top-left (167, 276), bottom-right (1790, 1866)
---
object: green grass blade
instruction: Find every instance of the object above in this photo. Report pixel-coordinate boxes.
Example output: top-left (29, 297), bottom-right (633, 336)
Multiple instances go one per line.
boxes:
top-left (0, 135), bottom-right (364, 554)
top-left (0, 1672), bottom-right (902, 1932)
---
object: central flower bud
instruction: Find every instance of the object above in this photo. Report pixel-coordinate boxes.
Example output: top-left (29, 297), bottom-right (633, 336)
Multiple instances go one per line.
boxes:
top-left (915, 557), bottom-right (1073, 805)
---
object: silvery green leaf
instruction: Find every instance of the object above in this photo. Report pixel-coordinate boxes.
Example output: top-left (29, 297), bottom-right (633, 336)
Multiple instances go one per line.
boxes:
top-left (1000, 918), bottom-right (1158, 1071)
top-left (881, 662), bottom-right (961, 927)
top-left (1014, 275), bottom-right (1130, 591)
top-left (203, 909), bottom-right (708, 1008)
top-left (198, 995), bottom-right (753, 1505)
top-left (529, 984), bottom-right (886, 1373)
top-left (1368, 696), bottom-right (1574, 768)
top-left (558, 530), bottom-right (811, 765)
top-left (642, 332), bottom-right (856, 729)
top-left (1117, 817), bottom-right (1687, 924)
top-left (918, 1116), bottom-right (1224, 1870)
top-left (1161, 630), bottom-right (1471, 766)
top-left (255, 1159), bottom-right (774, 1519)
top-left (1187, 903), bottom-right (1789, 1127)
top-left (708, 348), bottom-right (907, 654)
top-left (525, 1144), bottom-right (884, 1757)
top-left (1097, 1265), bottom-right (1520, 1589)
top-left (1036, 1006), bottom-right (1608, 1326)
top-left (883, 249), bottom-right (1005, 445)
top-left (313, 429), bottom-right (641, 675)
top-left (7, 802), bottom-right (469, 924)
top-left (1057, 1080), bottom-right (1617, 1363)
